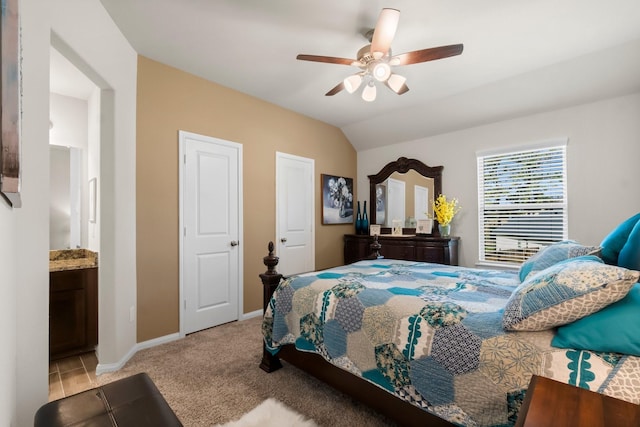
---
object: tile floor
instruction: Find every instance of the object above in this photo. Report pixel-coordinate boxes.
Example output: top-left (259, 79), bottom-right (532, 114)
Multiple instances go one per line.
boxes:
top-left (48, 352), bottom-right (98, 402)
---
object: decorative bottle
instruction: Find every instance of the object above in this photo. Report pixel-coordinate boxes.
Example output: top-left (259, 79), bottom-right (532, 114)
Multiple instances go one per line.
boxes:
top-left (355, 201), bottom-right (363, 234)
top-left (362, 201), bottom-right (369, 235)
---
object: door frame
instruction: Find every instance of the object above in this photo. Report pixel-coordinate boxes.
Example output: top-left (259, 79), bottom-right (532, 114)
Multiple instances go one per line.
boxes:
top-left (178, 130), bottom-right (243, 337)
top-left (275, 151), bottom-right (315, 275)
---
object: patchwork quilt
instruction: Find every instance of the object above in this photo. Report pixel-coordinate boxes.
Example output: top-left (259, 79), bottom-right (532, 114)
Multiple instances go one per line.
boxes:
top-left (262, 260), bottom-right (640, 427)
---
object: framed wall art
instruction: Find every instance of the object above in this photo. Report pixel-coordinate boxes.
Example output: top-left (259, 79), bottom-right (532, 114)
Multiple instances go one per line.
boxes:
top-left (321, 174), bottom-right (354, 225)
top-left (0, 0), bottom-right (22, 207)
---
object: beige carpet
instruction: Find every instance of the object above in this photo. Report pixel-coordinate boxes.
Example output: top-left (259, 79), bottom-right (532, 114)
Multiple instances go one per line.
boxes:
top-left (98, 316), bottom-right (395, 427)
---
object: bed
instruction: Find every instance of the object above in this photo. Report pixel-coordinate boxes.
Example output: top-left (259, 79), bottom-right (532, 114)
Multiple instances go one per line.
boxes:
top-left (259, 216), bottom-right (640, 426)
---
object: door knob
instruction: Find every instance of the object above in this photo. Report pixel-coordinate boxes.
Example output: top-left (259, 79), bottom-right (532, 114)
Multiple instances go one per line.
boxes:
top-left (230, 240), bottom-right (239, 247)
top-left (280, 238), bottom-right (287, 243)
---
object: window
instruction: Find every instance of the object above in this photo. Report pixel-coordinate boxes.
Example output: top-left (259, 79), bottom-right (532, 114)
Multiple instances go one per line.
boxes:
top-left (477, 140), bottom-right (568, 265)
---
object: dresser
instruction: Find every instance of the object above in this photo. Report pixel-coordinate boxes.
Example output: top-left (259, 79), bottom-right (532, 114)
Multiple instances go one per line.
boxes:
top-left (344, 234), bottom-right (459, 265)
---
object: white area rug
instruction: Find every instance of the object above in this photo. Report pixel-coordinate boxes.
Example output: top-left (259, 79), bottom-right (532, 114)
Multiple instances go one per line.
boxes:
top-left (214, 398), bottom-right (318, 427)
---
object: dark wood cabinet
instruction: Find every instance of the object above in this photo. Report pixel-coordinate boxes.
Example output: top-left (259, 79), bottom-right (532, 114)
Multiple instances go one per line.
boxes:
top-left (344, 234), bottom-right (459, 265)
top-left (49, 267), bottom-right (98, 360)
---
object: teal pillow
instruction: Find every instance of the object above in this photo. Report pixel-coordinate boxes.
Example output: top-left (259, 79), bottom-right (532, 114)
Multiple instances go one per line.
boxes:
top-left (618, 219), bottom-right (640, 271)
top-left (552, 283), bottom-right (640, 356)
top-left (503, 256), bottom-right (639, 331)
top-left (600, 213), bottom-right (640, 265)
top-left (518, 241), bottom-right (601, 282)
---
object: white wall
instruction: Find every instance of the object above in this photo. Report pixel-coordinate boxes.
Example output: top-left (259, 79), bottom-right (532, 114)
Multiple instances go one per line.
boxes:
top-left (50, 93), bottom-right (88, 148)
top-left (87, 87), bottom-right (101, 251)
top-left (15, 1), bottom-right (52, 425)
top-left (51, 0), bottom-right (138, 372)
top-left (0, 201), bottom-right (17, 427)
top-left (5, 1), bottom-right (137, 424)
top-left (358, 92), bottom-right (640, 267)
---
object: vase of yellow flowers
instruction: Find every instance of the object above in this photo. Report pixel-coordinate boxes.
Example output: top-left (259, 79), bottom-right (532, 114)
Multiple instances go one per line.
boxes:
top-left (432, 194), bottom-right (461, 237)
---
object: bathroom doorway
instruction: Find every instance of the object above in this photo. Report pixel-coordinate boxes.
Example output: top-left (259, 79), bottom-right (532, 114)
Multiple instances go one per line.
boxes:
top-left (49, 44), bottom-right (101, 396)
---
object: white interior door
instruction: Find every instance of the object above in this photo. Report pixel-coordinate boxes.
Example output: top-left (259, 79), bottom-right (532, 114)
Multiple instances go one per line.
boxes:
top-left (276, 152), bottom-right (314, 276)
top-left (180, 131), bottom-right (242, 335)
top-left (414, 185), bottom-right (429, 220)
top-left (387, 178), bottom-right (405, 226)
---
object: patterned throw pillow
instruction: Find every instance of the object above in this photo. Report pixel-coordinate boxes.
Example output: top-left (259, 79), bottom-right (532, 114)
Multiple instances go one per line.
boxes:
top-left (518, 241), bottom-right (601, 282)
top-left (552, 283), bottom-right (640, 356)
top-left (503, 256), bottom-right (639, 331)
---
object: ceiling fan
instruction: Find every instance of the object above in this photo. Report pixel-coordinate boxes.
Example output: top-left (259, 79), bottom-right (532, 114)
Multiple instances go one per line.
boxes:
top-left (297, 8), bottom-right (463, 102)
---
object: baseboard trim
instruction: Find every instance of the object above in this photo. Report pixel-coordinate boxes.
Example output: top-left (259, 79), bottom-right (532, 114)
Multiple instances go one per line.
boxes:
top-left (96, 332), bottom-right (181, 375)
top-left (241, 309), bottom-right (263, 320)
top-left (96, 311), bottom-right (263, 375)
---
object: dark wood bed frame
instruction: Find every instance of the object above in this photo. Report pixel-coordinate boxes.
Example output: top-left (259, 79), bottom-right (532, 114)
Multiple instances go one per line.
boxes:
top-left (259, 241), bottom-right (455, 427)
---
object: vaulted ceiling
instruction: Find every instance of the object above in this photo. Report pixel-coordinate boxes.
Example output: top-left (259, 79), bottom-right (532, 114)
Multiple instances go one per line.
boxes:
top-left (94, 0), bottom-right (640, 150)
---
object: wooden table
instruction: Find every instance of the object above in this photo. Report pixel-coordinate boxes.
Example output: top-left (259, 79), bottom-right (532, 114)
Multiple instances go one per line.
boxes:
top-left (516, 375), bottom-right (640, 427)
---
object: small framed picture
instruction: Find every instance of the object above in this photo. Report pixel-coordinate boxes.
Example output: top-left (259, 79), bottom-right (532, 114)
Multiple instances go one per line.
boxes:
top-left (392, 219), bottom-right (403, 236)
top-left (369, 224), bottom-right (381, 236)
top-left (416, 219), bottom-right (433, 235)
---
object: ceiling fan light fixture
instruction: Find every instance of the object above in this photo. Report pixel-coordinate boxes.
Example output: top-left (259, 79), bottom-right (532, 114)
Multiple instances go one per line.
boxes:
top-left (296, 8), bottom-right (463, 100)
top-left (387, 73), bottom-right (407, 93)
top-left (362, 80), bottom-right (377, 102)
top-left (344, 74), bottom-right (363, 94)
top-left (372, 62), bottom-right (391, 82)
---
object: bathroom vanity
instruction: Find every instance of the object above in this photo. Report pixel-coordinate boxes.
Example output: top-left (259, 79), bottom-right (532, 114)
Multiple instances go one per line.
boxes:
top-left (49, 250), bottom-right (98, 360)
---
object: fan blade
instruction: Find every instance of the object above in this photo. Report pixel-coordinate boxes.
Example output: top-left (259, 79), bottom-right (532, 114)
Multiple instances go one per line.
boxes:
top-left (370, 8), bottom-right (400, 59)
top-left (325, 82), bottom-right (345, 96)
top-left (390, 44), bottom-right (463, 66)
top-left (297, 54), bottom-right (356, 66)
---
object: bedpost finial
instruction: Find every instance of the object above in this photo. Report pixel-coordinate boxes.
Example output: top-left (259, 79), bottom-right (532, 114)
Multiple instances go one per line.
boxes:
top-left (370, 234), bottom-right (382, 259)
top-left (263, 241), bottom-right (279, 275)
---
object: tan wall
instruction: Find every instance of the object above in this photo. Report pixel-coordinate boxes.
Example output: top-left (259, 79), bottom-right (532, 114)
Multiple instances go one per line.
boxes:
top-left (136, 56), bottom-right (356, 342)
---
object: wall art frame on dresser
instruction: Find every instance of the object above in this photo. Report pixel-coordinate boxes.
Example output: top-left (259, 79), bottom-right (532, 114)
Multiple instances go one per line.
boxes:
top-left (0, 0), bottom-right (22, 208)
top-left (321, 174), bottom-right (354, 225)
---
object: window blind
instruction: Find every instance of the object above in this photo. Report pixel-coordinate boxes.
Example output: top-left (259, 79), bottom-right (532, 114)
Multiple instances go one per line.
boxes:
top-left (477, 143), bottom-right (568, 264)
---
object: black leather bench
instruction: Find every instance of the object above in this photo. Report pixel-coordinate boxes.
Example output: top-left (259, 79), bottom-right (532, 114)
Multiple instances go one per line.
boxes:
top-left (34, 372), bottom-right (182, 426)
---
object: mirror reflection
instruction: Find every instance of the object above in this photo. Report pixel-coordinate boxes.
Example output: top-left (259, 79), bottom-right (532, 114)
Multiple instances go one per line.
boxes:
top-left (375, 170), bottom-right (434, 227)
top-left (50, 145), bottom-right (82, 249)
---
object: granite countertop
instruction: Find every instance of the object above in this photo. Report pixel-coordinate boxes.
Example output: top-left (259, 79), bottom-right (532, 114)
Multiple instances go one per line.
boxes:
top-left (49, 249), bottom-right (99, 272)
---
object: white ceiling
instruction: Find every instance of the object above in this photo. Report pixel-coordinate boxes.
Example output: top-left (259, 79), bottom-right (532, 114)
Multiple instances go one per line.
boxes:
top-left (88, 1), bottom-right (640, 150)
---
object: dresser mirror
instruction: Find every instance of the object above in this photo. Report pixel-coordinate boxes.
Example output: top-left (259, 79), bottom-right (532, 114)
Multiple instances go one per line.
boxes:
top-left (368, 157), bottom-right (443, 233)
